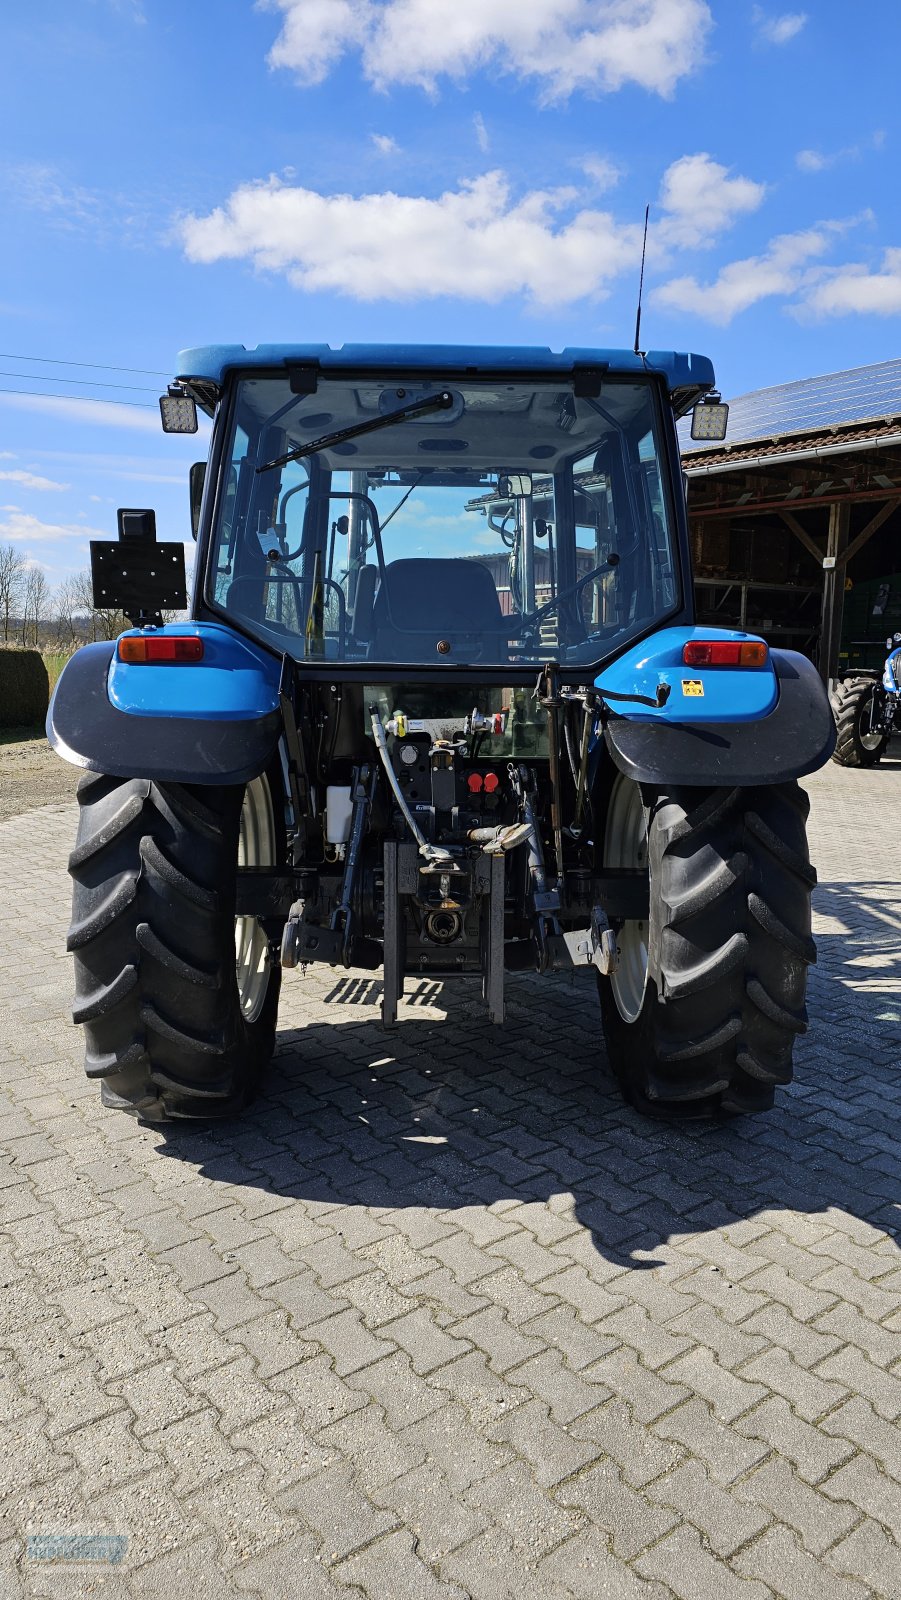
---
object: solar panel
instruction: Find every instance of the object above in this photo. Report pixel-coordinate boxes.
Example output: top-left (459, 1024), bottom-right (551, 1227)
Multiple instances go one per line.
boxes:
top-left (679, 357), bottom-right (901, 452)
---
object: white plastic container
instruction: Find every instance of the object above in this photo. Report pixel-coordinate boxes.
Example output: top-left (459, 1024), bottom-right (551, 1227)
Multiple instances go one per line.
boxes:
top-left (326, 785), bottom-right (353, 852)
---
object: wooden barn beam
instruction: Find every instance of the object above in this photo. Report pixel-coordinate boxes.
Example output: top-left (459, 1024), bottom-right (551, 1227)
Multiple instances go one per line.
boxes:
top-left (779, 510), bottom-right (824, 567)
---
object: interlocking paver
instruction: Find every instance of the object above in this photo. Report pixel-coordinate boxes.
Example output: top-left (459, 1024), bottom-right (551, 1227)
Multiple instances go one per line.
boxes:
top-left (647, 1458), bottom-right (770, 1558)
top-left (812, 1301), bottom-right (901, 1367)
top-left (734, 1456), bottom-right (861, 1556)
top-left (734, 1396), bottom-right (856, 1484)
top-left (524, 1303), bottom-right (619, 1370)
top-left (230, 1407), bottom-right (333, 1491)
top-left (814, 1345), bottom-right (901, 1421)
top-left (739, 1301), bottom-right (843, 1368)
top-left (820, 1452), bottom-right (901, 1544)
top-left (507, 1348), bottom-right (608, 1423)
top-left (336, 1528), bottom-right (470, 1600)
top-left (656, 1346), bottom-right (766, 1423)
top-left (279, 1458), bottom-right (399, 1562)
top-left (271, 1352), bottom-right (367, 1431)
top-left (812, 1263), bottom-right (900, 1321)
top-left (3, 763), bottom-right (901, 1593)
top-left (820, 1395), bottom-right (901, 1484)
top-left (465, 1460), bottom-right (579, 1557)
top-left (344, 1351), bottom-right (446, 1428)
top-left (825, 1518), bottom-right (901, 1599)
top-left (733, 1523), bottom-right (871, 1599)
top-left (571, 1397), bottom-right (685, 1487)
top-left (401, 1402), bottom-right (513, 1492)
top-left (740, 1346), bottom-right (848, 1421)
top-left (653, 1394), bottom-right (769, 1485)
top-left (371, 1458), bottom-right (488, 1560)
top-left (186, 1464), bottom-right (297, 1564)
top-left (635, 1522), bottom-right (772, 1599)
top-left (542, 1526), bottom-right (673, 1598)
top-left (485, 1396), bottom-right (597, 1486)
top-left (448, 1305), bottom-right (544, 1374)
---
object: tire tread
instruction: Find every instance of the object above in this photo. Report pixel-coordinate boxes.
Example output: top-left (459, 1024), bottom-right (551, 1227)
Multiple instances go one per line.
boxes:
top-left (68, 774), bottom-right (280, 1120)
top-left (600, 778), bottom-right (816, 1115)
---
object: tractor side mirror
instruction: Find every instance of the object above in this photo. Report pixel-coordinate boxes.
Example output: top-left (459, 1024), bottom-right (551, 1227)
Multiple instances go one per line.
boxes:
top-left (189, 462), bottom-right (206, 540)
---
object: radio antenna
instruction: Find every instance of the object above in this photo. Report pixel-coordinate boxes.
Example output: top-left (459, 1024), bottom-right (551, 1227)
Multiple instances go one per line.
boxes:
top-left (633, 204), bottom-right (650, 355)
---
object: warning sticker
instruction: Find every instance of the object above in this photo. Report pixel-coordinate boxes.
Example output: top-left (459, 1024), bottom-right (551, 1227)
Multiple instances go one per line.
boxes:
top-left (681, 679), bottom-right (705, 697)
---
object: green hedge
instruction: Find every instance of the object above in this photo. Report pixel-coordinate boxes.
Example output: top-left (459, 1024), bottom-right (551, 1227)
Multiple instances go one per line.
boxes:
top-left (0, 649), bottom-right (51, 727)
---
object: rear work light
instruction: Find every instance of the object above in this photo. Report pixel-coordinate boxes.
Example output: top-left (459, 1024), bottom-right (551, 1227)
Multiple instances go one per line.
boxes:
top-left (118, 635), bottom-right (204, 663)
top-left (682, 640), bottom-right (768, 668)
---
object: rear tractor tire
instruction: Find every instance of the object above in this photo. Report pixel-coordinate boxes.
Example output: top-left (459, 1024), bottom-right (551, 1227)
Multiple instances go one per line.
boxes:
top-left (598, 774), bottom-right (816, 1116)
top-left (67, 772), bottom-right (282, 1120)
top-left (830, 677), bottom-right (889, 767)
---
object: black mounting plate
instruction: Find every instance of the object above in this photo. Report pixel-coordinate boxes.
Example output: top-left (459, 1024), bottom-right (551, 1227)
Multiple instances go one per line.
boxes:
top-left (90, 540), bottom-right (187, 615)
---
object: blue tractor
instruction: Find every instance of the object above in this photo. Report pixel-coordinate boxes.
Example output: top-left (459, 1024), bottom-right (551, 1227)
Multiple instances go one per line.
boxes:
top-left (830, 637), bottom-right (901, 766)
top-left (48, 344), bottom-right (836, 1121)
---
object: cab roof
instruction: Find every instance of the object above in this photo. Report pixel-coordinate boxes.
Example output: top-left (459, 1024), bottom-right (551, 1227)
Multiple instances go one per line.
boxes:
top-left (176, 343), bottom-right (715, 414)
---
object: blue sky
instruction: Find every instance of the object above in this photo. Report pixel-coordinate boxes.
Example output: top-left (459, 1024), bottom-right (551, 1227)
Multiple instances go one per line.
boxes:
top-left (1, 0), bottom-right (900, 585)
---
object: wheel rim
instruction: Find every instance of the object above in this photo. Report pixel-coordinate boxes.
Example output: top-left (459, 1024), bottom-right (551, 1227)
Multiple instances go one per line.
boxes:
top-left (858, 689), bottom-right (884, 751)
top-left (604, 774), bottom-right (649, 1023)
top-left (235, 776), bottom-right (276, 1023)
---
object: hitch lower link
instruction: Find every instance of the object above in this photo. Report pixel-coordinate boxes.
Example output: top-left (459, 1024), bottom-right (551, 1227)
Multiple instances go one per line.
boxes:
top-left (509, 762), bottom-right (618, 978)
top-left (545, 906), bottom-right (619, 977)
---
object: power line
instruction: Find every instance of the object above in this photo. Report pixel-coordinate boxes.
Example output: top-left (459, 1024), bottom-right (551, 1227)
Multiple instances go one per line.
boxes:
top-left (0, 387), bottom-right (155, 409)
top-left (0, 351), bottom-right (170, 376)
top-left (0, 370), bottom-right (160, 393)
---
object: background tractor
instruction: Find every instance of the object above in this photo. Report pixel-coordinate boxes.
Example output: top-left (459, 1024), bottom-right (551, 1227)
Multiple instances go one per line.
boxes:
top-left (48, 344), bottom-right (836, 1122)
top-left (830, 634), bottom-right (901, 766)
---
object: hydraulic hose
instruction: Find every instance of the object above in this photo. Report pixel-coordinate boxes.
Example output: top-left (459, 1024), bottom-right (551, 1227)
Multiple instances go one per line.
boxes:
top-left (368, 707), bottom-right (454, 865)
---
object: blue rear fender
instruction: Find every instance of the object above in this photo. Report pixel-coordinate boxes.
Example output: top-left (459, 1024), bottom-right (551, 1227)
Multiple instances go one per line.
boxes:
top-left (598, 625), bottom-right (836, 787)
top-left (597, 626), bottom-right (778, 724)
top-left (108, 622), bottom-right (280, 719)
top-left (47, 623), bottom-right (283, 785)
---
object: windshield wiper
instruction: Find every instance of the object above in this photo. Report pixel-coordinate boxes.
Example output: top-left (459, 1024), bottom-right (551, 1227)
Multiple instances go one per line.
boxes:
top-left (256, 390), bottom-right (455, 474)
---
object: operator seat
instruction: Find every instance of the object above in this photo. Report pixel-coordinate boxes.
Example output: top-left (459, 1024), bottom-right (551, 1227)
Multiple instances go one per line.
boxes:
top-left (350, 563), bottom-right (378, 646)
top-left (369, 558), bottom-right (507, 663)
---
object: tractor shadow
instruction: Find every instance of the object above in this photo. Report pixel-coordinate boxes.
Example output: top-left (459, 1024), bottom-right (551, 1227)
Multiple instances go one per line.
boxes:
top-left (156, 880), bottom-right (901, 1272)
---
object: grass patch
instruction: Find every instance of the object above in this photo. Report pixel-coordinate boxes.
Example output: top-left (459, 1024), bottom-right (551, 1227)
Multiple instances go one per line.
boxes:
top-left (43, 651), bottom-right (71, 693)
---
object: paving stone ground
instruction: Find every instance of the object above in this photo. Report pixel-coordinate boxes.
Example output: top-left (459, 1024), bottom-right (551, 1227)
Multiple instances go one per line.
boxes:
top-left (1, 747), bottom-right (900, 1599)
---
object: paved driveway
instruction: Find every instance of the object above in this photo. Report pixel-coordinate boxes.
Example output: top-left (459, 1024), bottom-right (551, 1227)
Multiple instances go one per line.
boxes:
top-left (1, 752), bottom-right (900, 1599)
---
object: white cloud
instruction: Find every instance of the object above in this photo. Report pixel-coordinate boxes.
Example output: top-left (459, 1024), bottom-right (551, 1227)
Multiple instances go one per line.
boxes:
top-left (0, 469), bottom-right (69, 492)
top-left (657, 152), bottom-right (765, 248)
top-left (5, 161), bottom-right (107, 229)
top-left (371, 133), bottom-right (399, 154)
top-left (654, 225), bottom-right (834, 324)
top-left (3, 161), bottom-right (169, 249)
top-left (260, 0), bottom-right (713, 100)
top-left (0, 510), bottom-right (106, 545)
top-left (0, 393), bottom-right (162, 432)
top-left (473, 113), bottom-right (489, 153)
top-left (752, 6), bottom-right (807, 44)
top-left (796, 132), bottom-right (886, 173)
top-left (578, 153), bottom-right (623, 192)
top-left (800, 248), bottom-right (901, 317)
top-left (180, 170), bottom-right (643, 305)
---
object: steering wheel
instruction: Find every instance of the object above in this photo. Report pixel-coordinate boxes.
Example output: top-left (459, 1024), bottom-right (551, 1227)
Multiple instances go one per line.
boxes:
top-left (517, 561), bottom-right (612, 644)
